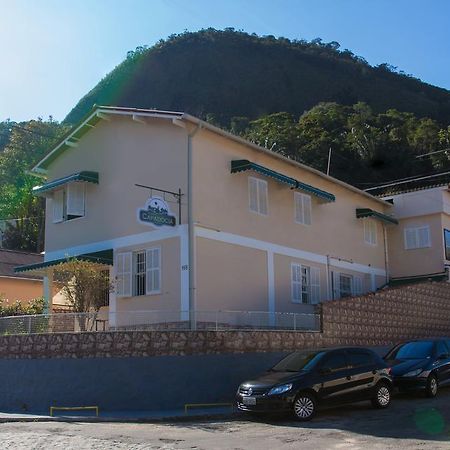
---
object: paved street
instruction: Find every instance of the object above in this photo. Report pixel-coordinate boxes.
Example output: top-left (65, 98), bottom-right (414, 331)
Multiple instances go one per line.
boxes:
top-left (2, 390), bottom-right (450, 449)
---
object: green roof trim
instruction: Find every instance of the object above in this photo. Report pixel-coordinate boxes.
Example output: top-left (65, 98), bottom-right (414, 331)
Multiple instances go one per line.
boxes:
top-left (14, 250), bottom-right (113, 274)
top-left (231, 160), bottom-right (335, 202)
top-left (32, 171), bottom-right (99, 195)
top-left (356, 208), bottom-right (398, 225)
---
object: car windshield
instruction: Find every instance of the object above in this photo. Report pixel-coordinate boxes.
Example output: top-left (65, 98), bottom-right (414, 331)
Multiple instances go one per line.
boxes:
top-left (389, 341), bottom-right (435, 360)
top-left (270, 351), bottom-right (325, 372)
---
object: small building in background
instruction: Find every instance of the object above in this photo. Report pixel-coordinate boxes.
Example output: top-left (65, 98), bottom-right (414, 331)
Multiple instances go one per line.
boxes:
top-left (367, 172), bottom-right (450, 282)
top-left (0, 249), bottom-right (44, 304)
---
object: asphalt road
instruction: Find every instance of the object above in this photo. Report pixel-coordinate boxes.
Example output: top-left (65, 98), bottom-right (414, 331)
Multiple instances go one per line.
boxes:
top-left (2, 390), bottom-right (450, 449)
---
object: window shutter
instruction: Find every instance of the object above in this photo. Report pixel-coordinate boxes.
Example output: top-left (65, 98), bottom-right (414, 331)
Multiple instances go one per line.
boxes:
top-left (116, 252), bottom-right (132, 297)
top-left (332, 271), bottom-right (341, 300)
top-left (418, 227), bottom-right (430, 248)
top-left (146, 248), bottom-right (161, 294)
top-left (291, 263), bottom-right (302, 303)
top-left (404, 228), bottom-right (416, 249)
top-left (52, 190), bottom-right (64, 223)
top-left (353, 276), bottom-right (363, 295)
top-left (258, 179), bottom-right (268, 215)
top-left (310, 266), bottom-right (321, 304)
top-left (66, 183), bottom-right (85, 217)
top-left (248, 177), bottom-right (258, 212)
top-left (303, 194), bottom-right (312, 225)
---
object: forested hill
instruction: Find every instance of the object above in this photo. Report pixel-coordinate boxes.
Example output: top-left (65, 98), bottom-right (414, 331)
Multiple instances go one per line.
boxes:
top-left (65, 29), bottom-right (450, 126)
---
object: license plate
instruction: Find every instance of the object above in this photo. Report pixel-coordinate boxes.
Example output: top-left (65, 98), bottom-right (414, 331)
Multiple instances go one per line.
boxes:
top-left (243, 397), bottom-right (256, 405)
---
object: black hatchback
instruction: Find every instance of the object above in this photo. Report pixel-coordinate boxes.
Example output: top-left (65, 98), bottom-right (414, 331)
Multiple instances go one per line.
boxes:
top-left (236, 347), bottom-right (393, 421)
top-left (384, 338), bottom-right (450, 397)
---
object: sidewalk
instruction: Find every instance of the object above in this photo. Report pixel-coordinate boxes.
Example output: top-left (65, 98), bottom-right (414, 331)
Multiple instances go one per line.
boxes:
top-left (0, 405), bottom-right (239, 423)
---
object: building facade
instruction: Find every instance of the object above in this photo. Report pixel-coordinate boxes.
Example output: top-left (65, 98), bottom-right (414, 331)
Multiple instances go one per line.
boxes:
top-left (368, 174), bottom-right (450, 280)
top-left (15, 106), bottom-right (397, 324)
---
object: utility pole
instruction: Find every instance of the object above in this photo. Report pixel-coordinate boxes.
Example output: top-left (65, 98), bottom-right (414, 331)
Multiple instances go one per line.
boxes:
top-left (327, 147), bottom-right (332, 176)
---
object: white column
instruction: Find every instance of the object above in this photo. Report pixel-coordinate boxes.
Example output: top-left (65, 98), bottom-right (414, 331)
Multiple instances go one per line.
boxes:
top-left (267, 251), bottom-right (275, 326)
top-left (108, 262), bottom-right (117, 327)
top-left (180, 225), bottom-right (189, 321)
top-left (43, 271), bottom-right (53, 314)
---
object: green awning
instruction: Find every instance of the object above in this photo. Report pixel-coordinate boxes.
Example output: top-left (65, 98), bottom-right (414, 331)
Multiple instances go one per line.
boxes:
top-left (14, 250), bottom-right (113, 274)
top-left (356, 208), bottom-right (398, 225)
top-left (32, 171), bottom-right (99, 195)
top-left (231, 160), bottom-right (335, 202)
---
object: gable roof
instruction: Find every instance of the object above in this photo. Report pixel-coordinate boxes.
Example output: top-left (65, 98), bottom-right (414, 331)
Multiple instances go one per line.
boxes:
top-left (0, 249), bottom-right (43, 280)
top-left (32, 105), bottom-right (391, 207)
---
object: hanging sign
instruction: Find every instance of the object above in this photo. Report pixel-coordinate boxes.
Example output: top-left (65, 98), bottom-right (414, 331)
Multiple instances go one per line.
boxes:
top-left (137, 196), bottom-right (176, 227)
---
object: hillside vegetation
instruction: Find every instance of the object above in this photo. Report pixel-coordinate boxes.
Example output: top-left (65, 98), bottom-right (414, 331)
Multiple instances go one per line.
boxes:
top-left (66, 29), bottom-right (450, 126)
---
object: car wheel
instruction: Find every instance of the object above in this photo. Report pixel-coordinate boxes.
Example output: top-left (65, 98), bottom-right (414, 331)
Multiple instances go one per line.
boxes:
top-left (371, 382), bottom-right (391, 409)
top-left (293, 392), bottom-right (316, 421)
top-left (425, 374), bottom-right (438, 398)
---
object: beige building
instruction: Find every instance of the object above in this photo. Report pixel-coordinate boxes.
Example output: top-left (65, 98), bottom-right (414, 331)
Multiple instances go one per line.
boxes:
top-left (367, 174), bottom-right (450, 281)
top-left (15, 106), bottom-right (398, 325)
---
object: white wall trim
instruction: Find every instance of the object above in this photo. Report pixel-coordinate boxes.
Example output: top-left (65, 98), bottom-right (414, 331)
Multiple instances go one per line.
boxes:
top-left (45, 225), bottom-right (187, 261)
top-left (195, 226), bottom-right (386, 277)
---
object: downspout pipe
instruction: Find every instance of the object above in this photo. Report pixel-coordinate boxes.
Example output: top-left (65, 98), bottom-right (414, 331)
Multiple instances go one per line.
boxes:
top-left (383, 224), bottom-right (389, 285)
top-left (187, 123), bottom-right (201, 330)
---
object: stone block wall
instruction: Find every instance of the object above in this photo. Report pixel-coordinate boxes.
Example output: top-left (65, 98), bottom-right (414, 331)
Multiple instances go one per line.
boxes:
top-left (0, 280), bottom-right (449, 359)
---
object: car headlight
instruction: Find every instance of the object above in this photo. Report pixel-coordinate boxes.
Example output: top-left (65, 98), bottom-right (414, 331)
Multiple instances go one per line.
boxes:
top-left (268, 383), bottom-right (293, 396)
top-left (403, 369), bottom-right (423, 377)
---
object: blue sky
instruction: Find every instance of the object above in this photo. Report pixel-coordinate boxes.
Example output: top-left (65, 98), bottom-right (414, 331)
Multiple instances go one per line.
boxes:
top-left (1, 0), bottom-right (449, 122)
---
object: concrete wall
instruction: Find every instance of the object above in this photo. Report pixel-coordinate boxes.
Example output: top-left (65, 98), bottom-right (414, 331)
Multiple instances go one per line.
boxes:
top-left (0, 277), bottom-right (43, 303)
top-left (0, 352), bottom-right (286, 414)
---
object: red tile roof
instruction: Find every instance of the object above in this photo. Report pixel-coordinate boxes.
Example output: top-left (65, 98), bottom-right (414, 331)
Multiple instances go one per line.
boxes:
top-left (0, 249), bottom-right (43, 279)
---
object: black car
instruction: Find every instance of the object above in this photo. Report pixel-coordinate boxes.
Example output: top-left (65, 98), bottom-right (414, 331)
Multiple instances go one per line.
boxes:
top-left (236, 347), bottom-right (393, 421)
top-left (384, 338), bottom-right (450, 397)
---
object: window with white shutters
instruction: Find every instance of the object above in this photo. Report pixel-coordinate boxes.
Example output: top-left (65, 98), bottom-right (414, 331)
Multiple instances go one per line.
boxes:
top-left (52, 183), bottom-right (86, 223)
top-left (52, 189), bottom-right (64, 223)
top-left (116, 252), bottom-right (132, 297)
top-left (291, 263), bottom-right (320, 304)
top-left (364, 219), bottom-right (377, 245)
top-left (404, 226), bottom-right (431, 249)
top-left (248, 177), bottom-right (268, 215)
top-left (294, 192), bottom-right (312, 225)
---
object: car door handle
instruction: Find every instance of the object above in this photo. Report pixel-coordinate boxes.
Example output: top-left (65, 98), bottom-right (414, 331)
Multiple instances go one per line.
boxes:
top-left (346, 376), bottom-right (352, 380)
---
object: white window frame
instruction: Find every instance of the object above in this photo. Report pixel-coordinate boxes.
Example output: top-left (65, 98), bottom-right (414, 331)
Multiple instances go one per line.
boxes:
top-left (133, 250), bottom-right (147, 296)
top-left (363, 219), bottom-right (377, 245)
top-left (339, 273), bottom-right (353, 298)
top-left (404, 226), bottom-right (431, 250)
top-left (248, 176), bottom-right (268, 216)
top-left (294, 192), bottom-right (312, 226)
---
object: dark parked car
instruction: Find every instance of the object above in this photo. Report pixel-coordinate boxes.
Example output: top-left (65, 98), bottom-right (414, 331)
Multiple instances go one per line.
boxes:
top-left (384, 338), bottom-right (450, 397)
top-left (236, 347), bottom-right (393, 421)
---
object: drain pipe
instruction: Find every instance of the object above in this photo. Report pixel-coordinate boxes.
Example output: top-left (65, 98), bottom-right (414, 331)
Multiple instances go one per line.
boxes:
top-left (188, 123), bottom-right (201, 330)
top-left (383, 224), bottom-right (389, 285)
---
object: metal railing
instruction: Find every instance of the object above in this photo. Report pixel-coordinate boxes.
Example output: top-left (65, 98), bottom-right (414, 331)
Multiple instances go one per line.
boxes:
top-left (0, 309), bottom-right (321, 336)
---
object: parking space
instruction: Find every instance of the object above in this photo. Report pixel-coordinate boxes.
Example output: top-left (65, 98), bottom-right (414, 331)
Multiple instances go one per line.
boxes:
top-left (2, 389), bottom-right (450, 449)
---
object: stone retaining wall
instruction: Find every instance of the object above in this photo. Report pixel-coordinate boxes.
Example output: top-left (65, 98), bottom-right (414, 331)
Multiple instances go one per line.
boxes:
top-left (0, 280), bottom-right (449, 359)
